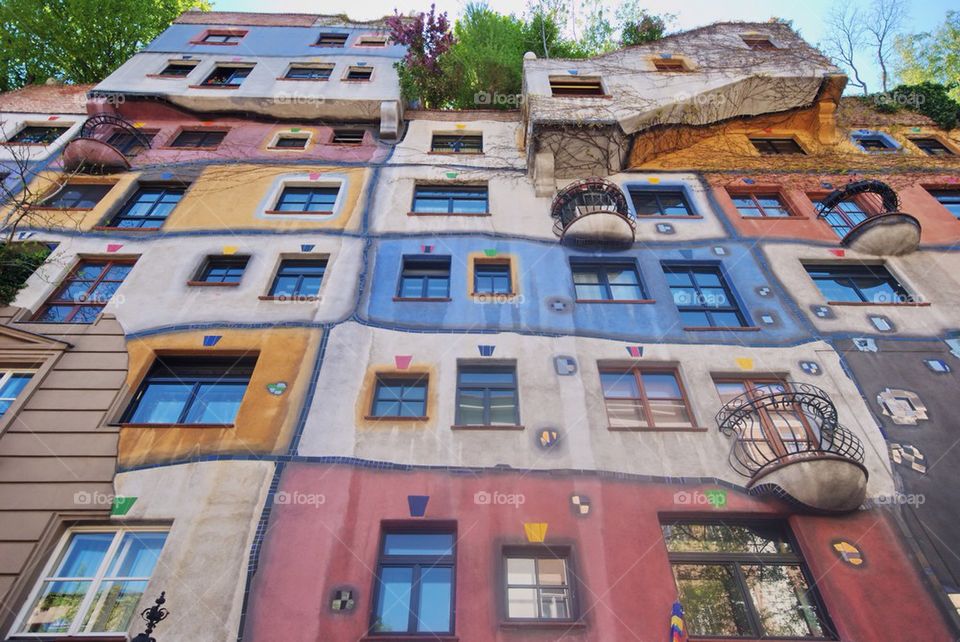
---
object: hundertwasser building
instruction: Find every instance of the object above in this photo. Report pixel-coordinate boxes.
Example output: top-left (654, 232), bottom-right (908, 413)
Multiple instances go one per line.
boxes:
top-left (1, 11), bottom-right (959, 642)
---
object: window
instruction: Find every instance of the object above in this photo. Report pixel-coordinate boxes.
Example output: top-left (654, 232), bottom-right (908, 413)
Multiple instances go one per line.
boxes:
top-left (398, 256), bottom-right (450, 299)
top-left (107, 130), bottom-right (156, 156)
top-left (455, 365), bottom-right (519, 426)
top-left (268, 259), bottom-right (326, 298)
top-left (34, 260), bottom-right (133, 324)
top-left (662, 264), bottom-right (748, 328)
top-left (571, 261), bottom-right (645, 301)
top-left (345, 66), bottom-right (373, 81)
top-left (814, 198), bottom-right (869, 237)
top-left (157, 61), bottom-right (197, 77)
top-left (749, 138), bottom-right (804, 155)
top-left (271, 135), bottom-right (309, 149)
top-left (600, 368), bottom-right (694, 429)
top-left (549, 76), bottom-right (604, 96)
top-left (273, 186), bottom-right (339, 213)
top-left (804, 264), bottom-right (910, 304)
top-left (653, 58), bottom-right (689, 71)
top-left (169, 129), bottom-right (226, 148)
top-left (194, 255), bottom-right (249, 284)
top-left (742, 36), bottom-right (777, 50)
top-left (371, 375), bottom-right (428, 418)
top-left (332, 129), bottom-right (364, 145)
top-left (714, 379), bottom-right (815, 456)
top-left (412, 185), bottom-right (488, 214)
top-left (431, 133), bottom-right (482, 154)
top-left (372, 530), bottom-right (455, 634)
top-left (629, 188), bottom-right (694, 216)
top-left (730, 192), bottom-right (792, 218)
top-left (663, 521), bottom-right (831, 639)
top-left (473, 260), bottom-right (512, 295)
top-left (316, 32), bottom-right (349, 47)
top-left (0, 369), bottom-right (34, 416)
top-left (505, 551), bottom-right (574, 621)
top-left (357, 36), bottom-right (388, 47)
top-left (16, 528), bottom-right (168, 636)
top-left (41, 183), bottom-right (111, 209)
top-left (910, 137), bottom-right (953, 156)
top-left (200, 65), bottom-right (251, 87)
top-left (285, 65), bottom-right (332, 80)
top-left (123, 356), bottom-right (254, 424)
top-left (108, 184), bottom-right (185, 228)
top-left (200, 30), bottom-right (245, 44)
top-left (7, 125), bottom-right (69, 145)
top-left (852, 133), bottom-right (896, 152)
top-left (929, 189), bottom-right (960, 218)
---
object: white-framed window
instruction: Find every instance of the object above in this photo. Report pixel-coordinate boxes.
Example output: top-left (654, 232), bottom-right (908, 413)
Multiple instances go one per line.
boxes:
top-left (0, 368), bottom-right (35, 416)
top-left (12, 527), bottom-right (168, 636)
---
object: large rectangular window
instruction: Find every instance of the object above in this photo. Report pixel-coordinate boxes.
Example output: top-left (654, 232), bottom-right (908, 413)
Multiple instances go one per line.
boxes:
top-left (285, 64), bottom-right (333, 80)
top-left (804, 264), bottom-right (910, 304)
top-left (372, 530), bottom-right (455, 635)
top-left (398, 256), bottom-right (450, 299)
top-left (455, 365), bottom-right (519, 426)
top-left (169, 130), bottom-right (226, 148)
top-left (729, 191), bottom-right (792, 217)
top-left (749, 138), bottom-right (805, 155)
top-left (600, 368), bottom-right (694, 429)
top-left (412, 185), bottom-right (488, 214)
top-left (370, 375), bottom-right (428, 418)
top-left (629, 188), bottom-right (694, 216)
top-left (273, 186), bottom-right (339, 213)
top-left (16, 528), bottom-right (168, 636)
top-left (571, 261), bottom-right (645, 301)
top-left (431, 133), bottom-right (482, 154)
top-left (7, 125), bottom-right (69, 145)
top-left (663, 521), bottom-right (831, 639)
top-left (929, 189), bottom-right (960, 218)
top-left (269, 259), bottom-right (326, 298)
top-left (0, 368), bottom-right (34, 416)
top-left (107, 130), bottom-right (155, 156)
top-left (662, 264), bottom-right (748, 328)
top-left (505, 551), bottom-right (575, 621)
top-left (41, 184), bottom-right (111, 209)
top-left (813, 198), bottom-right (868, 238)
top-left (108, 184), bottom-right (184, 228)
top-left (34, 259), bottom-right (134, 324)
top-left (316, 32), bottom-right (348, 47)
top-left (549, 76), bottom-right (604, 96)
top-left (123, 356), bottom-right (255, 425)
top-left (200, 65), bottom-right (251, 87)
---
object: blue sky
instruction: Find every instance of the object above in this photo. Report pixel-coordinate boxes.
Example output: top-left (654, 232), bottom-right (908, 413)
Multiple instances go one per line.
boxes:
top-left (216, 0), bottom-right (953, 92)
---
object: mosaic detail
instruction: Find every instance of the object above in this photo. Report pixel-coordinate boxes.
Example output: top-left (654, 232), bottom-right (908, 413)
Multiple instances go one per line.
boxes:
top-left (799, 361), bottom-right (821, 375)
top-left (656, 223), bottom-right (675, 234)
top-left (811, 305), bottom-right (834, 319)
top-left (478, 344), bottom-right (495, 357)
top-left (626, 345), bottom-right (643, 358)
top-left (878, 388), bottom-right (929, 425)
top-left (524, 522), bottom-right (548, 543)
top-left (890, 443), bottom-right (926, 474)
top-left (202, 335), bottom-right (222, 347)
top-left (266, 381), bottom-right (288, 396)
top-left (869, 315), bottom-right (894, 332)
top-left (537, 429), bottom-right (561, 449)
top-left (394, 355), bottom-right (412, 370)
top-left (924, 359), bottom-right (950, 373)
top-left (571, 494), bottom-right (591, 516)
top-left (106, 243), bottom-right (123, 253)
top-left (330, 588), bottom-right (356, 612)
top-left (554, 356), bottom-right (577, 376)
top-left (407, 495), bottom-right (429, 517)
top-left (852, 338), bottom-right (878, 352)
top-left (832, 540), bottom-right (864, 567)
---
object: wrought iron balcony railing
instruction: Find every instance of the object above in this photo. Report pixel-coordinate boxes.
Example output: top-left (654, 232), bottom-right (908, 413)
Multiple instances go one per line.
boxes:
top-left (62, 113), bottom-right (153, 172)
top-left (550, 177), bottom-right (635, 244)
top-left (816, 179), bottom-right (920, 255)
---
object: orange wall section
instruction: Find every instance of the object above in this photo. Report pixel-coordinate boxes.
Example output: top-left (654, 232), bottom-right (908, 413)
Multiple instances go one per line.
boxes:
top-left (118, 327), bottom-right (321, 468)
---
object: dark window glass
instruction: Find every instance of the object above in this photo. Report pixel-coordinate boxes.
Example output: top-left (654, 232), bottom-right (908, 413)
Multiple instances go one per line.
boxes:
top-left (158, 62), bottom-right (196, 77)
top-left (813, 198), bottom-right (869, 238)
top-left (629, 188), bottom-right (694, 216)
top-left (653, 58), bottom-right (688, 71)
top-left (345, 67), bottom-right (372, 81)
top-left (202, 32), bottom-right (244, 44)
top-left (910, 137), bottom-right (953, 156)
top-left (662, 264), bottom-right (748, 328)
top-left (274, 186), bottom-right (339, 213)
top-left (269, 259), bottom-right (326, 297)
top-left (571, 261), bottom-right (645, 301)
top-left (34, 260), bottom-right (134, 324)
top-left (804, 264), bottom-right (910, 304)
top-left (854, 134), bottom-right (895, 151)
top-left (550, 78), bottom-right (604, 96)
top-left (474, 262), bottom-right (511, 295)
top-left (455, 365), bottom-right (519, 426)
top-left (600, 369), bottom-right (693, 429)
top-left (663, 522), bottom-right (831, 639)
top-left (108, 185), bottom-right (184, 228)
top-left (505, 553), bottom-right (574, 620)
top-left (357, 37), bottom-right (388, 47)
top-left (749, 138), bottom-right (804, 155)
top-left (930, 190), bottom-right (960, 218)
top-left (200, 66), bottom-right (250, 87)
top-left (42, 184), bottom-right (111, 209)
top-left (373, 531), bottom-right (454, 634)
top-left (412, 185), bottom-right (488, 214)
top-left (316, 33), bottom-right (348, 47)
top-left (285, 65), bottom-right (332, 80)
top-left (124, 357), bottom-right (254, 425)
top-left (196, 256), bottom-right (249, 284)
top-left (272, 136), bottom-right (308, 149)
top-left (106, 130), bottom-right (155, 156)
top-left (431, 134), bottom-right (482, 154)
top-left (742, 37), bottom-right (777, 50)
top-left (8, 126), bottom-right (68, 145)
top-left (170, 130), bottom-right (226, 148)
top-left (730, 192), bottom-right (791, 217)
top-left (371, 375), bottom-right (428, 418)
top-left (398, 257), bottom-right (450, 299)
top-left (332, 130), bottom-right (364, 145)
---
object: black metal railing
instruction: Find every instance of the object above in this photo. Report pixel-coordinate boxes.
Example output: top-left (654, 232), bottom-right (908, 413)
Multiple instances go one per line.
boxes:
top-left (78, 113), bottom-right (152, 153)
top-left (815, 179), bottom-right (901, 220)
top-left (550, 177), bottom-right (634, 238)
top-left (716, 381), bottom-right (865, 478)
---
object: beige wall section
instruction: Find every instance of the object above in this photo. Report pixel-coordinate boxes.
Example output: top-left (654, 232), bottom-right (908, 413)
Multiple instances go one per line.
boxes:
top-left (0, 308), bottom-right (126, 632)
top-left (110, 460), bottom-right (274, 641)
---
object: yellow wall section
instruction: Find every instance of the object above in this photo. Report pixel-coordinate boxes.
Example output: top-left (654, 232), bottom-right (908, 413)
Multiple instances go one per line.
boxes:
top-left (118, 327), bottom-right (321, 468)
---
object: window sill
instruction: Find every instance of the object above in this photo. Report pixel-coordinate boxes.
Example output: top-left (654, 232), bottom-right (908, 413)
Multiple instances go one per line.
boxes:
top-left (576, 299), bottom-right (655, 304)
top-left (682, 326), bottom-right (761, 332)
top-left (92, 225), bottom-right (160, 232)
top-left (326, 142), bottom-right (365, 147)
top-left (364, 415), bottom-right (430, 422)
top-left (739, 215), bottom-right (808, 220)
top-left (407, 211), bottom-right (492, 217)
top-left (189, 40), bottom-right (240, 46)
top-left (157, 146), bottom-right (222, 151)
top-left (119, 422), bottom-right (234, 429)
top-left (26, 206), bottom-right (96, 212)
top-left (263, 209), bottom-right (333, 215)
top-left (551, 94), bottom-right (613, 99)
top-left (310, 44), bottom-right (346, 48)
top-left (471, 293), bottom-right (519, 301)
top-left (636, 214), bottom-right (704, 220)
top-left (276, 77), bottom-right (329, 81)
top-left (359, 636), bottom-right (458, 642)
top-left (500, 620), bottom-right (587, 630)
top-left (451, 424), bottom-right (524, 431)
top-left (188, 84), bottom-right (241, 90)
top-left (258, 295), bottom-right (320, 302)
top-left (186, 280), bottom-right (241, 287)
top-left (827, 301), bottom-right (930, 307)
top-left (428, 151), bottom-right (485, 156)
top-left (266, 147), bottom-right (308, 152)
top-left (6, 636), bottom-right (129, 641)
top-left (146, 73), bottom-right (193, 79)
top-left (341, 79), bottom-right (373, 83)
top-left (608, 425), bottom-right (709, 432)
top-left (393, 296), bottom-right (452, 302)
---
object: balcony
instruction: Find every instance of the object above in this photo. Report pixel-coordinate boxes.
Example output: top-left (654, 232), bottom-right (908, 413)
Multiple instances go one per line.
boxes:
top-left (818, 180), bottom-right (920, 256)
top-left (716, 382), bottom-right (867, 513)
top-left (550, 178), bottom-right (635, 245)
top-left (62, 114), bottom-right (152, 173)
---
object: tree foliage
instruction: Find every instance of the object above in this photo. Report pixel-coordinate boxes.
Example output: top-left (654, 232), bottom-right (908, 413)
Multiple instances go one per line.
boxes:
top-left (0, 0), bottom-right (210, 91)
top-left (0, 242), bottom-right (50, 306)
top-left (895, 11), bottom-right (960, 102)
top-left (386, 4), bottom-right (455, 109)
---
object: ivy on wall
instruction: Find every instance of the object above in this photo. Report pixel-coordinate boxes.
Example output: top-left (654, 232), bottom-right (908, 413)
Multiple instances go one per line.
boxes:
top-left (865, 82), bottom-right (960, 130)
top-left (0, 242), bottom-right (50, 306)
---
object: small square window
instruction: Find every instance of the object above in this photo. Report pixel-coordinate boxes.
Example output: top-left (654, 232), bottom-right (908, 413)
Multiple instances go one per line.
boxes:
top-left (431, 133), bottom-right (483, 154)
top-left (456, 365), bottom-right (519, 426)
top-left (398, 256), bottom-right (451, 299)
top-left (910, 137), bottom-right (953, 156)
top-left (41, 183), bottom-right (111, 209)
top-left (629, 188), bottom-right (694, 216)
top-left (285, 64), bottom-right (333, 80)
top-left (852, 133), bottom-right (896, 152)
top-left (269, 259), bottom-right (326, 297)
top-left (805, 263), bottom-right (910, 304)
top-left (370, 375), bottom-right (428, 418)
top-left (108, 184), bottom-right (185, 228)
top-left (200, 65), bottom-right (251, 87)
top-left (600, 367), bottom-right (694, 429)
top-left (157, 61), bottom-right (198, 77)
top-left (0, 368), bottom-right (35, 416)
top-left (331, 129), bottom-right (364, 145)
top-left (316, 32), bottom-right (349, 47)
top-left (749, 138), bottom-right (805, 155)
top-left (201, 31), bottom-right (246, 44)
top-left (505, 551), bottom-right (575, 621)
top-left (344, 66), bottom-right (372, 81)
top-left (928, 189), bottom-right (960, 218)
top-left (170, 130), bottom-right (226, 148)
top-left (271, 135), bottom-right (309, 149)
top-left (571, 261), bottom-right (645, 301)
top-left (729, 191), bottom-right (792, 218)
top-left (356, 36), bottom-right (388, 47)
top-left (272, 186), bottom-right (339, 213)
top-left (652, 58), bottom-right (689, 72)
top-left (474, 260), bottom-right (512, 295)
top-left (412, 184), bottom-right (488, 214)
top-left (742, 36), bottom-right (777, 50)
top-left (194, 256), bottom-right (249, 284)
top-left (549, 76), bottom-right (604, 97)
top-left (7, 125), bottom-right (69, 145)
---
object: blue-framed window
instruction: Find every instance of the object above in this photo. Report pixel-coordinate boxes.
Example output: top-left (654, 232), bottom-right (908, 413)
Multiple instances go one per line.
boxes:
top-left (370, 375), bottom-right (428, 418)
top-left (123, 357), bottom-right (255, 425)
top-left (269, 259), bottom-right (326, 297)
top-left (474, 261), bottom-right (512, 295)
top-left (929, 190), bottom-right (960, 218)
top-left (108, 184), bottom-right (184, 228)
top-left (273, 186), bottom-right (339, 213)
top-left (628, 187), bottom-right (695, 216)
top-left (804, 264), bottom-right (910, 304)
top-left (412, 185), bottom-right (488, 214)
top-left (195, 256), bottom-right (249, 284)
top-left (851, 132), bottom-right (897, 152)
top-left (455, 365), bottom-right (519, 426)
top-left (398, 256), bottom-right (450, 299)
top-left (200, 65), bottom-right (251, 87)
top-left (372, 530), bottom-right (455, 634)
top-left (813, 198), bottom-right (869, 238)
top-left (42, 184), bottom-right (112, 209)
top-left (662, 263), bottom-right (748, 328)
top-left (570, 260), bottom-right (645, 301)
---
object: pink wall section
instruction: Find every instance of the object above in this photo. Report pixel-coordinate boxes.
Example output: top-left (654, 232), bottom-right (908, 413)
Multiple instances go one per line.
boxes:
top-left (244, 463), bottom-right (952, 642)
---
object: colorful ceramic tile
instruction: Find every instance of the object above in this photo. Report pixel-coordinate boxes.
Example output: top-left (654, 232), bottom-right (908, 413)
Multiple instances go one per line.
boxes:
top-left (407, 495), bottom-right (429, 517)
top-left (395, 355), bottom-right (413, 370)
top-left (524, 522), bottom-right (548, 543)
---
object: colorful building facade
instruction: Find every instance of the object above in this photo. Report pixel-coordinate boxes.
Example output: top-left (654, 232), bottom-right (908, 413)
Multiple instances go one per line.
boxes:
top-left (1, 11), bottom-right (959, 642)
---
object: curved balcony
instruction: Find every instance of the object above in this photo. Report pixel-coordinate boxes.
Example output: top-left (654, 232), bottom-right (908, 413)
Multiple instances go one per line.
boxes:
top-left (551, 178), bottom-right (635, 245)
top-left (818, 180), bottom-right (920, 256)
top-left (716, 382), bottom-right (867, 513)
top-left (62, 114), bottom-right (152, 173)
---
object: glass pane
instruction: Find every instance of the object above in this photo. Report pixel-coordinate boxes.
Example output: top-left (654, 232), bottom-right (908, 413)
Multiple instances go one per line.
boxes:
top-left (21, 580), bottom-right (91, 633)
top-left (507, 587), bottom-right (537, 618)
top-left (413, 197), bottom-right (449, 213)
top-left (648, 399), bottom-right (691, 427)
top-left (90, 281), bottom-right (121, 302)
top-left (715, 381), bottom-right (748, 404)
top-left (107, 532), bottom-right (167, 577)
top-left (743, 564), bottom-right (825, 637)
top-left (37, 305), bottom-right (74, 323)
top-left (537, 558), bottom-right (567, 585)
top-left (607, 268), bottom-right (639, 284)
top-left (53, 533), bottom-right (113, 577)
top-left (488, 389), bottom-right (518, 425)
top-left (673, 564), bottom-right (752, 637)
top-left (74, 263), bottom-right (106, 279)
top-left (574, 283), bottom-right (606, 300)
top-left (812, 277), bottom-right (860, 302)
top-left (610, 283), bottom-right (644, 300)
top-left (692, 270), bottom-right (722, 287)
top-left (426, 278), bottom-right (449, 298)
top-left (711, 311), bottom-right (744, 327)
top-left (72, 306), bottom-right (103, 324)
top-left (184, 382), bottom-right (246, 423)
top-left (662, 523), bottom-right (790, 554)
top-left (417, 566), bottom-right (452, 633)
top-left (0, 372), bottom-right (33, 398)
top-left (459, 369), bottom-right (514, 385)
top-left (641, 373), bottom-right (681, 399)
top-left (855, 278), bottom-right (901, 304)
top-left (60, 281), bottom-right (92, 302)
top-left (679, 310), bottom-right (710, 326)
top-left (373, 400), bottom-right (401, 416)
top-left (374, 566), bottom-right (413, 633)
top-left (600, 372), bottom-right (639, 398)
top-left (105, 265), bottom-right (132, 280)
top-left (383, 533), bottom-right (454, 556)
top-left (539, 588), bottom-right (570, 619)
top-left (456, 390), bottom-right (484, 425)
top-left (79, 579), bottom-right (148, 633)
top-left (129, 382), bottom-right (192, 423)
top-left (298, 276), bottom-right (323, 296)
top-left (572, 270), bottom-right (601, 284)
top-left (659, 194), bottom-right (689, 215)
top-left (506, 558), bottom-right (536, 585)
top-left (606, 399), bottom-right (646, 428)
top-left (670, 286), bottom-right (697, 307)
top-left (399, 278), bottom-right (423, 298)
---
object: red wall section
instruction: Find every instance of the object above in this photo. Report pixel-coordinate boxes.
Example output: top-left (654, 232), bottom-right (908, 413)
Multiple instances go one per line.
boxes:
top-left (243, 464), bottom-right (952, 642)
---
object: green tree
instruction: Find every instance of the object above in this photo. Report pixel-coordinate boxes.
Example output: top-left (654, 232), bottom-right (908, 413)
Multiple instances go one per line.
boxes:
top-left (895, 11), bottom-right (960, 101)
top-left (0, 0), bottom-right (210, 91)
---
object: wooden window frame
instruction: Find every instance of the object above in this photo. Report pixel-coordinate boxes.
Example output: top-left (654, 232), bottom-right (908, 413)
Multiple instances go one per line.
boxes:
top-left (727, 190), bottom-right (796, 218)
top-left (599, 366), bottom-right (696, 430)
top-left (502, 547), bottom-right (578, 623)
top-left (32, 258), bottom-right (136, 324)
